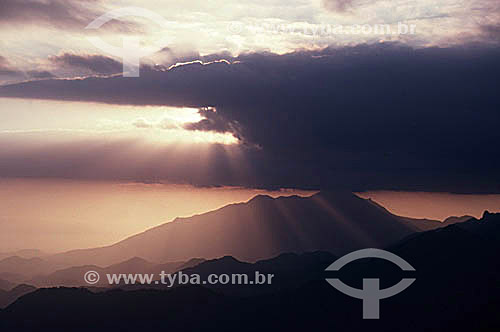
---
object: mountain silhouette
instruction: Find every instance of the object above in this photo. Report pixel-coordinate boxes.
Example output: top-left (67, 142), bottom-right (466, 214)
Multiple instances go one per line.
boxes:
top-left (402, 214), bottom-right (474, 231)
top-left (1, 212), bottom-right (498, 331)
top-left (363, 198), bottom-right (470, 231)
top-left (0, 256), bottom-right (67, 280)
top-left (116, 251), bottom-right (336, 296)
top-left (0, 284), bottom-right (36, 309)
top-left (0, 272), bottom-right (26, 285)
top-left (47, 192), bottom-right (436, 266)
top-left (166, 251), bottom-right (336, 296)
top-left (0, 278), bottom-right (14, 291)
top-left (0, 249), bottom-right (47, 261)
top-left (30, 257), bottom-right (206, 287)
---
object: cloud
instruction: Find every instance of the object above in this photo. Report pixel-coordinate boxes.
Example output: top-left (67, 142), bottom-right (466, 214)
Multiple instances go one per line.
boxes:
top-left (26, 70), bottom-right (56, 79)
top-left (49, 53), bottom-right (122, 75)
top-left (480, 24), bottom-right (500, 42)
top-left (131, 118), bottom-right (179, 130)
top-left (0, 52), bottom-right (120, 84)
top-left (0, 56), bottom-right (23, 77)
top-left (0, 0), bottom-right (136, 32)
top-left (0, 133), bottom-right (247, 188)
top-left (322, 0), bottom-right (357, 12)
top-left (1, 43), bottom-right (500, 192)
top-left (132, 118), bottom-right (154, 129)
top-left (158, 119), bottom-right (179, 130)
top-left (0, 0), bottom-right (96, 29)
top-left (0, 56), bottom-right (56, 84)
top-left (184, 107), bottom-right (243, 140)
top-left (0, 56), bottom-right (57, 84)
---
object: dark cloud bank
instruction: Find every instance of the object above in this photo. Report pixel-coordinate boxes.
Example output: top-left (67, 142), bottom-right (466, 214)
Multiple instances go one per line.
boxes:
top-left (0, 56), bottom-right (54, 80)
top-left (1, 43), bottom-right (499, 193)
top-left (49, 53), bottom-right (123, 75)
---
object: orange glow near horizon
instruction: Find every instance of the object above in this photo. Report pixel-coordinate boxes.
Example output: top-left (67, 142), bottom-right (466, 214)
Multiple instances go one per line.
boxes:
top-left (0, 178), bottom-right (313, 253)
top-left (2, 177), bottom-right (500, 254)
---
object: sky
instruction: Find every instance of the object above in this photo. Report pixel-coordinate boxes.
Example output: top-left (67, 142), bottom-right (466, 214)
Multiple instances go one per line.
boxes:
top-left (0, 0), bottom-right (499, 84)
top-left (0, 0), bottom-right (499, 251)
top-left (0, 178), bottom-right (313, 252)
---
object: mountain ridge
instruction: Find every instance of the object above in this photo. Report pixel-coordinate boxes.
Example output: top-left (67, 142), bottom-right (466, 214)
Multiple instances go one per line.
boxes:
top-left (1, 212), bottom-right (499, 331)
top-left (2, 192), bottom-right (471, 274)
top-left (46, 192), bottom-right (421, 266)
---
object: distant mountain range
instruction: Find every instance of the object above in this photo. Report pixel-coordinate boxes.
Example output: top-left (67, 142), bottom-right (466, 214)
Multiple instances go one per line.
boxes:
top-left (0, 249), bottom-right (48, 261)
top-left (0, 278), bottom-right (14, 292)
top-left (0, 192), bottom-right (469, 286)
top-left (29, 257), bottom-right (205, 288)
top-left (0, 256), bottom-right (65, 278)
top-left (157, 251), bottom-right (337, 296)
top-left (45, 192), bottom-right (456, 267)
top-left (400, 214), bottom-right (473, 231)
top-left (1, 212), bottom-right (498, 331)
